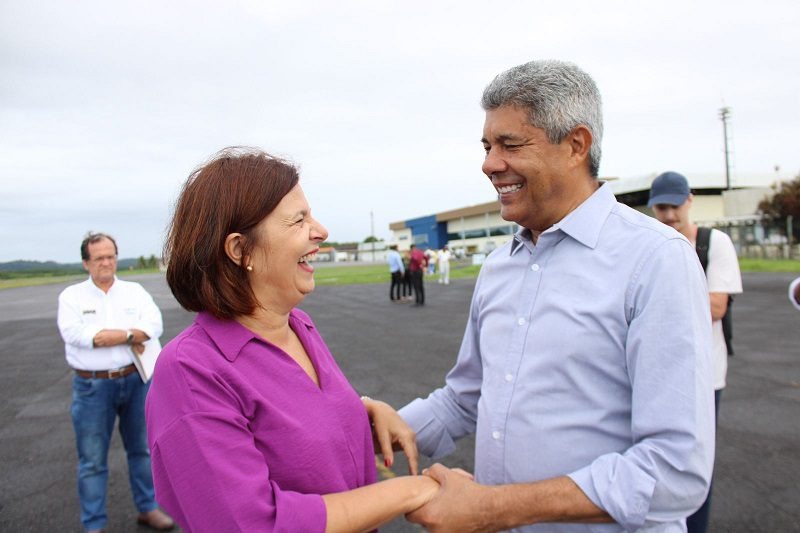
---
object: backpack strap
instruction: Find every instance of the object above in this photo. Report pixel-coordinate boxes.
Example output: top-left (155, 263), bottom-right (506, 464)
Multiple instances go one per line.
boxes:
top-left (695, 227), bottom-right (735, 355)
top-left (695, 226), bottom-right (711, 272)
top-left (722, 296), bottom-right (734, 356)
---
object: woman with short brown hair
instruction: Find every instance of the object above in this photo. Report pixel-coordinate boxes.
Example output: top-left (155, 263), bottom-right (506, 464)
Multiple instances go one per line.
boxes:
top-left (146, 147), bottom-right (438, 532)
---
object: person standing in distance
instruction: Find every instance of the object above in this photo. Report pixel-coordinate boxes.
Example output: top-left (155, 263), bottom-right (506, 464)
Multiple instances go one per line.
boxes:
top-left (401, 59), bottom-right (714, 532)
top-left (57, 232), bottom-right (174, 533)
top-left (408, 244), bottom-right (428, 306)
top-left (649, 171), bottom-right (743, 533)
top-left (387, 244), bottom-right (405, 302)
top-left (438, 245), bottom-right (452, 285)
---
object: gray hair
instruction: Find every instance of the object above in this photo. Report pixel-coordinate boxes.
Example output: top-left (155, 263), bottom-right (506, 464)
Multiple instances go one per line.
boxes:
top-left (481, 60), bottom-right (603, 177)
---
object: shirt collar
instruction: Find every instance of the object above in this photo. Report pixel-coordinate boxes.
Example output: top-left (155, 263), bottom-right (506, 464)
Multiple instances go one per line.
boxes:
top-left (555, 181), bottom-right (615, 249)
top-left (195, 309), bottom-right (316, 362)
top-left (87, 275), bottom-right (119, 294)
top-left (510, 181), bottom-right (614, 255)
top-left (510, 228), bottom-right (535, 256)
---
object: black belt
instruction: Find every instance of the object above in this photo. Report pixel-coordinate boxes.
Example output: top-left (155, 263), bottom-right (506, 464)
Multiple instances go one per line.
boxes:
top-left (74, 363), bottom-right (137, 379)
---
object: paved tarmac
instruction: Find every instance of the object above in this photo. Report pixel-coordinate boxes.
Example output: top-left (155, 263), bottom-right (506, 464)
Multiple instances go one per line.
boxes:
top-left (0, 272), bottom-right (798, 532)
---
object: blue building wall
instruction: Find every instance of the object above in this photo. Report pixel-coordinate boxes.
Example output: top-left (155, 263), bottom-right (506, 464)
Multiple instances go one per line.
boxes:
top-left (435, 222), bottom-right (448, 248)
top-left (405, 215), bottom-right (447, 250)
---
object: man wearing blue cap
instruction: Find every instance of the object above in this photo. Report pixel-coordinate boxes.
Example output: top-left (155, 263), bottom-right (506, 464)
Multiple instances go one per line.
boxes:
top-left (648, 171), bottom-right (742, 533)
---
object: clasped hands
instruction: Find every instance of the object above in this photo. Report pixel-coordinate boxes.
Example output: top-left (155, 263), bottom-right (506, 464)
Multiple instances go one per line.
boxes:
top-left (363, 398), bottom-right (496, 532)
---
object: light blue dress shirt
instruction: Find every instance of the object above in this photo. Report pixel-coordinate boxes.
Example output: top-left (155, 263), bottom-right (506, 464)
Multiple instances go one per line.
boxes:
top-left (387, 249), bottom-right (404, 273)
top-left (400, 183), bottom-right (715, 532)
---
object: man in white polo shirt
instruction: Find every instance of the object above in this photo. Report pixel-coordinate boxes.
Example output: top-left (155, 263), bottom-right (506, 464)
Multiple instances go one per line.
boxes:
top-left (648, 171), bottom-right (743, 533)
top-left (57, 232), bottom-right (173, 533)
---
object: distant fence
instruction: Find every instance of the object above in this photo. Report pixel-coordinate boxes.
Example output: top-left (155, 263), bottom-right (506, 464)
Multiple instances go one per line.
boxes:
top-left (708, 219), bottom-right (799, 260)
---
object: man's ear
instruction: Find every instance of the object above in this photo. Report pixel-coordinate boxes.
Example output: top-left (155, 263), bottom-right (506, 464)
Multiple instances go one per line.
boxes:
top-left (82, 260), bottom-right (90, 273)
top-left (224, 233), bottom-right (246, 267)
top-left (568, 125), bottom-right (592, 170)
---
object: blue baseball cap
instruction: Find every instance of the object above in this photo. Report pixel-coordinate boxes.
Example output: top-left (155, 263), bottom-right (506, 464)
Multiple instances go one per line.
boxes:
top-left (647, 171), bottom-right (691, 207)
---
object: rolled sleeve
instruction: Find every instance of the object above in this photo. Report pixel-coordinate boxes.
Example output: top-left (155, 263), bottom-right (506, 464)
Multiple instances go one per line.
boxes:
top-left (569, 456), bottom-right (655, 531)
top-left (133, 287), bottom-right (163, 340)
top-left (571, 239), bottom-right (714, 529)
top-left (400, 389), bottom-right (475, 459)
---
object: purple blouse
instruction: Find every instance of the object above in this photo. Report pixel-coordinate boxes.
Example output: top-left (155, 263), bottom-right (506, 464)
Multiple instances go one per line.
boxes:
top-left (145, 310), bottom-right (377, 532)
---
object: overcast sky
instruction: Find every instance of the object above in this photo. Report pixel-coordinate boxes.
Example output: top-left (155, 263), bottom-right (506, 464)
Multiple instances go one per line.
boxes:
top-left (1, 0), bottom-right (798, 263)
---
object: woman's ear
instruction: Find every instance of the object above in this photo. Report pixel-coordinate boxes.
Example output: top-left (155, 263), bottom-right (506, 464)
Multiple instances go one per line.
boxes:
top-left (224, 233), bottom-right (245, 267)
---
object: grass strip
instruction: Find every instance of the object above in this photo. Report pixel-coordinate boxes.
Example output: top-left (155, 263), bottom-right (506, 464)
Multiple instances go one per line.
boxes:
top-left (738, 258), bottom-right (800, 272)
top-left (1, 259), bottom-right (797, 291)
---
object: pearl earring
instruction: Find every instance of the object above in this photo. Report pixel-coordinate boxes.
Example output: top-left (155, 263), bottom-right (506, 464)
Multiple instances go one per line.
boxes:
top-left (246, 265), bottom-right (253, 272)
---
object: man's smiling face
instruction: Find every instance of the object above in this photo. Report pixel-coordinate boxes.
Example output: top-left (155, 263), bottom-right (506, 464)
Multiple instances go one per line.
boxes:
top-left (481, 105), bottom-right (576, 232)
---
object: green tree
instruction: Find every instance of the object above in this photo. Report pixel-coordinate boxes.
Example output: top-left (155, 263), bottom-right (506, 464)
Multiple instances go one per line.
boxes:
top-left (147, 255), bottom-right (158, 269)
top-left (137, 255), bottom-right (147, 269)
top-left (759, 174), bottom-right (800, 241)
top-left (363, 235), bottom-right (380, 243)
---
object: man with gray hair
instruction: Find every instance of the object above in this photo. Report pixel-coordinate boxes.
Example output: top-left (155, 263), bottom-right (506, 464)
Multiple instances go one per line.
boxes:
top-left (401, 60), bottom-right (714, 531)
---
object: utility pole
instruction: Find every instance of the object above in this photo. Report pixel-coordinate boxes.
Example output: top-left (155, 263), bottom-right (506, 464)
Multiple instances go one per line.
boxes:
top-left (719, 106), bottom-right (732, 190)
top-left (370, 210), bottom-right (375, 262)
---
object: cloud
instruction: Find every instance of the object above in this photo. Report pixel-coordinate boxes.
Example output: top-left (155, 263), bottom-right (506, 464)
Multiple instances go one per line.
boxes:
top-left (1, 0), bottom-right (799, 261)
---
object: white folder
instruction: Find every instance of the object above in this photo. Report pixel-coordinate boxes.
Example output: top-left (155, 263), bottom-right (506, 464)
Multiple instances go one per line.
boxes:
top-left (130, 339), bottom-right (162, 383)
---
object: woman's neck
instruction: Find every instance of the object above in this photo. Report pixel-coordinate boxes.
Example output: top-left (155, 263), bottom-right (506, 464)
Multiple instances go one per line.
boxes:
top-left (236, 307), bottom-right (292, 346)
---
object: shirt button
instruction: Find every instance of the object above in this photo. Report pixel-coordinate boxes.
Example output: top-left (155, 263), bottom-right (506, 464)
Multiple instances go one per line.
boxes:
top-left (505, 374), bottom-right (513, 382)
top-left (492, 431), bottom-right (501, 440)
top-left (531, 263), bottom-right (540, 271)
top-left (518, 317), bottom-right (526, 326)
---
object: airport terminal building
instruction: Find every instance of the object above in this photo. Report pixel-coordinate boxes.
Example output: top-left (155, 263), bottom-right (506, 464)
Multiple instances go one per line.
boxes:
top-left (389, 172), bottom-right (775, 256)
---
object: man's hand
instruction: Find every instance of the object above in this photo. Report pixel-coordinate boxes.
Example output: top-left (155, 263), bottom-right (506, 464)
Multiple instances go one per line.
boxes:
top-left (406, 463), bottom-right (496, 533)
top-left (131, 343), bottom-right (145, 356)
top-left (408, 468), bottom-right (612, 531)
top-left (363, 398), bottom-right (419, 474)
top-left (92, 329), bottom-right (127, 348)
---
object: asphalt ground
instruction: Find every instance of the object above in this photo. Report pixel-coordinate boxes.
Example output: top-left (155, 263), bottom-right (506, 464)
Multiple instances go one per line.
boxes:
top-left (0, 271), bottom-right (798, 532)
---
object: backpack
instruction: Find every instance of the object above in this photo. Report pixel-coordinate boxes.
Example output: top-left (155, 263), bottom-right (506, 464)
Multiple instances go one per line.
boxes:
top-left (695, 227), bottom-right (734, 356)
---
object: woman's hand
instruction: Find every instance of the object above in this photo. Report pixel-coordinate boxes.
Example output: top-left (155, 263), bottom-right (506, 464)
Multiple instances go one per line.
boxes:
top-left (362, 397), bottom-right (419, 475)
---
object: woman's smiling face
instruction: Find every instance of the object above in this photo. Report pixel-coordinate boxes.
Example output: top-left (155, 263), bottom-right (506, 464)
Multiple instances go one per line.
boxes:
top-left (247, 184), bottom-right (328, 310)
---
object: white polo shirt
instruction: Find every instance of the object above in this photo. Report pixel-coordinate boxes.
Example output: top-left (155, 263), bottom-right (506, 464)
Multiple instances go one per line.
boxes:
top-left (706, 229), bottom-right (743, 390)
top-left (57, 277), bottom-right (163, 371)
